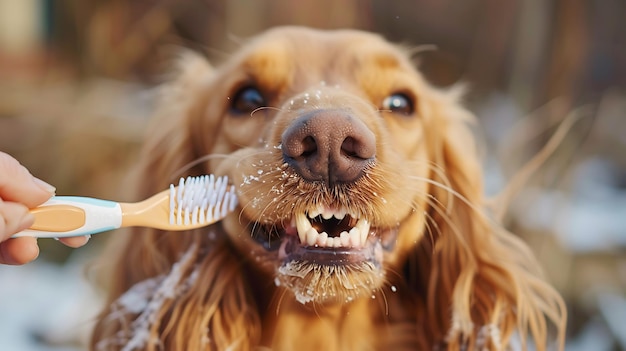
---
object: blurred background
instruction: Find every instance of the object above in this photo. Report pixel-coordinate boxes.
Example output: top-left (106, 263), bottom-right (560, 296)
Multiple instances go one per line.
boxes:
top-left (0, 0), bottom-right (624, 350)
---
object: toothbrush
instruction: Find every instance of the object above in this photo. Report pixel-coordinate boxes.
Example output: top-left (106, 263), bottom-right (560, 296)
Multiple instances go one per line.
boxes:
top-left (12, 175), bottom-right (238, 238)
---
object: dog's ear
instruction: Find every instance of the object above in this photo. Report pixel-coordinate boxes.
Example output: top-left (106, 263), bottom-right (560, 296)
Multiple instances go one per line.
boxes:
top-left (90, 50), bottom-right (217, 298)
top-left (411, 87), bottom-right (565, 350)
top-left (134, 51), bottom-right (219, 197)
top-left (91, 52), bottom-right (262, 350)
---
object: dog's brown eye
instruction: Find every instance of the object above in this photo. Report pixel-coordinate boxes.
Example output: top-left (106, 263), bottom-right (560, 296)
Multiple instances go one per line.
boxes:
top-left (230, 86), bottom-right (266, 114)
top-left (382, 93), bottom-right (414, 115)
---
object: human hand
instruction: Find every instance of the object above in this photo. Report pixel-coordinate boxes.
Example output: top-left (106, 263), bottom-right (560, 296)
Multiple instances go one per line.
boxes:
top-left (0, 152), bottom-right (89, 265)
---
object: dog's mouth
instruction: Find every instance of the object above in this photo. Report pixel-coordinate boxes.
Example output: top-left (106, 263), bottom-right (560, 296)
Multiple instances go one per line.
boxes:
top-left (250, 205), bottom-right (399, 304)
top-left (252, 206), bottom-right (397, 262)
top-left (249, 203), bottom-right (399, 304)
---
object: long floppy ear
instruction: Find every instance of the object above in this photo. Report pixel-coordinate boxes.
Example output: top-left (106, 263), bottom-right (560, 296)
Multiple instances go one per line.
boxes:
top-left (98, 50), bottom-right (216, 297)
top-left (411, 87), bottom-right (566, 351)
top-left (90, 52), bottom-right (260, 351)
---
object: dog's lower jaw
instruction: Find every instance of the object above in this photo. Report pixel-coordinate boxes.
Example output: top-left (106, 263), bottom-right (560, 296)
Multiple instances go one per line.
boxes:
top-left (275, 254), bottom-right (385, 305)
top-left (271, 227), bottom-right (387, 304)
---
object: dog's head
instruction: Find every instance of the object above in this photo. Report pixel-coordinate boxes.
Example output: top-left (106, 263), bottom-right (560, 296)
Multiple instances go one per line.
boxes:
top-left (200, 27), bottom-right (462, 304)
top-left (95, 27), bottom-right (565, 350)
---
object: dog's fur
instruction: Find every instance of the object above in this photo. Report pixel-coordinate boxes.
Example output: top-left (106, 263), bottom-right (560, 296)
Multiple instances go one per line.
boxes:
top-left (91, 27), bottom-right (566, 351)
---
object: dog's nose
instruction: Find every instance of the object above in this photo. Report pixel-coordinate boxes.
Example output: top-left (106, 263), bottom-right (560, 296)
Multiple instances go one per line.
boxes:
top-left (281, 110), bottom-right (376, 184)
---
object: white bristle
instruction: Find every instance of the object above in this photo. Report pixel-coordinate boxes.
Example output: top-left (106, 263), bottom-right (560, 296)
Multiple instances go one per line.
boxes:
top-left (169, 175), bottom-right (237, 226)
top-left (169, 184), bottom-right (175, 225)
top-left (184, 208), bottom-right (190, 225)
top-left (199, 198), bottom-right (207, 223)
top-left (191, 206), bottom-right (199, 225)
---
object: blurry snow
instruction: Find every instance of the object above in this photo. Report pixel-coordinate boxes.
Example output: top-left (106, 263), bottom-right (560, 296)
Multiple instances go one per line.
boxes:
top-left (478, 92), bottom-right (626, 253)
top-left (596, 292), bottom-right (626, 349)
top-left (0, 250), bottom-right (102, 351)
top-left (517, 157), bottom-right (626, 252)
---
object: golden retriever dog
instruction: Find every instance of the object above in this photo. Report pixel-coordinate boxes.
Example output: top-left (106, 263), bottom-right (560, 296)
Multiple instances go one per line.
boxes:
top-left (91, 27), bottom-right (566, 351)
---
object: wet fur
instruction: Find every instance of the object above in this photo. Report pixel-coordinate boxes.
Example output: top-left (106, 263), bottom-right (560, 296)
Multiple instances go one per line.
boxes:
top-left (91, 27), bottom-right (566, 351)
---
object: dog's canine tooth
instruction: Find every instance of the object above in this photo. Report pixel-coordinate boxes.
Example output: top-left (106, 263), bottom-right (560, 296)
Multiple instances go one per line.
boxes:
top-left (356, 218), bottom-right (370, 247)
top-left (296, 213), bottom-right (311, 244)
top-left (349, 227), bottom-right (361, 247)
top-left (306, 228), bottom-right (319, 246)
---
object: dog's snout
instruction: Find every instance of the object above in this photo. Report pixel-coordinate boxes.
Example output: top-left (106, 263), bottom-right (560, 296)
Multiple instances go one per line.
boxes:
top-left (282, 110), bottom-right (376, 184)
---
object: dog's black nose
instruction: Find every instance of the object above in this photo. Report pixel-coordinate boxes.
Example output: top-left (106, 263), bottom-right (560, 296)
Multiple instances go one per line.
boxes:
top-left (281, 109), bottom-right (376, 185)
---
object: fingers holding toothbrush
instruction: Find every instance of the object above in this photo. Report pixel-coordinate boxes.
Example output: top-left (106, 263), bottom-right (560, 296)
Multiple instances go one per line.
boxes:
top-left (0, 152), bottom-right (89, 265)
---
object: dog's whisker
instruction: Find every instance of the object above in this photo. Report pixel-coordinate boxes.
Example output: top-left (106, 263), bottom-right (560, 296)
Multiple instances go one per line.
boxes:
top-left (250, 106), bottom-right (283, 118)
top-left (405, 174), bottom-right (486, 218)
top-left (173, 153), bottom-right (232, 178)
top-left (373, 158), bottom-right (454, 197)
top-left (274, 288), bottom-right (289, 316)
top-left (403, 172), bottom-right (509, 240)
top-left (422, 192), bottom-right (471, 253)
top-left (311, 298), bottom-right (323, 320)
top-left (232, 149), bottom-right (278, 170)
top-left (378, 285), bottom-right (390, 316)
top-left (422, 209), bottom-right (439, 247)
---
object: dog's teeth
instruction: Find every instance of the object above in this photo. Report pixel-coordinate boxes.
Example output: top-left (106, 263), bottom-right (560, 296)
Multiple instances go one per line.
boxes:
top-left (356, 218), bottom-right (370, 246)
top-left (308, 208), bottom-right (320, 219)
top-left (321, 209), bottom-right (333, 220)
top-left (349, 228), bottom-right (361, 247)
top-left (306, 228), bottom-right (319, 246)
top-left (339, 231), bottom-right (350, 246)
top-left (294, 210), bottom-right (371, 248)
top-left (317, 232), bottom-right (328, 246)
top-left (296, 213), bottom-right (311, 244)
top-left (326, 237), bottom-right (334, 247)
top-left (333, 237), bottom-right (343, 248)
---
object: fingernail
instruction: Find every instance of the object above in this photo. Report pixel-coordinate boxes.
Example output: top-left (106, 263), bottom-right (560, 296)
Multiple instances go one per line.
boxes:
top-left (33, 177), bottom-right (56, 195)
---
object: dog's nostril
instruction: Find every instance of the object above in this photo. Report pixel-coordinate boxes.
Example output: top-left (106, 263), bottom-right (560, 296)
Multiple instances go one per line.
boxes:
top-left (341, 137), bottom-right (362, 158)
top-left (282, 109), bottom-right (376, 185)
top-left (301, 136), bottom-right (317, 157)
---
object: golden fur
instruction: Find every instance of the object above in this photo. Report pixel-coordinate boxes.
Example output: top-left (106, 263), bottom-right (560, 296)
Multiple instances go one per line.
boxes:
top-left (91, 27), bottom-right (566, 351)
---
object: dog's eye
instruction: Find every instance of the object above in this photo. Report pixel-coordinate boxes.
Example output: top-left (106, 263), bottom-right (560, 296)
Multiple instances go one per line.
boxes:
top-left (382, 93), bottom-right (414, 115)
top-left (230, 86), bottom-right (266, 114)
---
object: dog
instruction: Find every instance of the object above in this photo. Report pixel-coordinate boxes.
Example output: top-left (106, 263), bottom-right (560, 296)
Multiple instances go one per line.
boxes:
top-left (91, 27), bottom-right (566, 351)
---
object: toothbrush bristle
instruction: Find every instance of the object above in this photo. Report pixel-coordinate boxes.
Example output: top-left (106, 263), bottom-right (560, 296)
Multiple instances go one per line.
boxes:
top-left (169, 175), bottom-right (238, 226)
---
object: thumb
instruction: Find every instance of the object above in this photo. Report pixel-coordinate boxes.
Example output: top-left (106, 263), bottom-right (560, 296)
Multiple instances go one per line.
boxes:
top-left (0, 152), bottom-right (55, 208)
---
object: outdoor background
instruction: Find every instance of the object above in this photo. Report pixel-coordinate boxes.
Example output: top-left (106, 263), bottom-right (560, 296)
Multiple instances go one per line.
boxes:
top-left (0, 0), bottom-right (624, 350)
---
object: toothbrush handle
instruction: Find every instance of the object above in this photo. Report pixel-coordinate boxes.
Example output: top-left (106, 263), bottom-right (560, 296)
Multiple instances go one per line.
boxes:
top-left (12, 196), bottom-right (123, 238)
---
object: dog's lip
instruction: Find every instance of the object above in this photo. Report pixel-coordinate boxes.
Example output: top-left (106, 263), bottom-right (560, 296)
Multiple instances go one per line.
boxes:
top-left (278, 235), bottom-right (384, 266)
